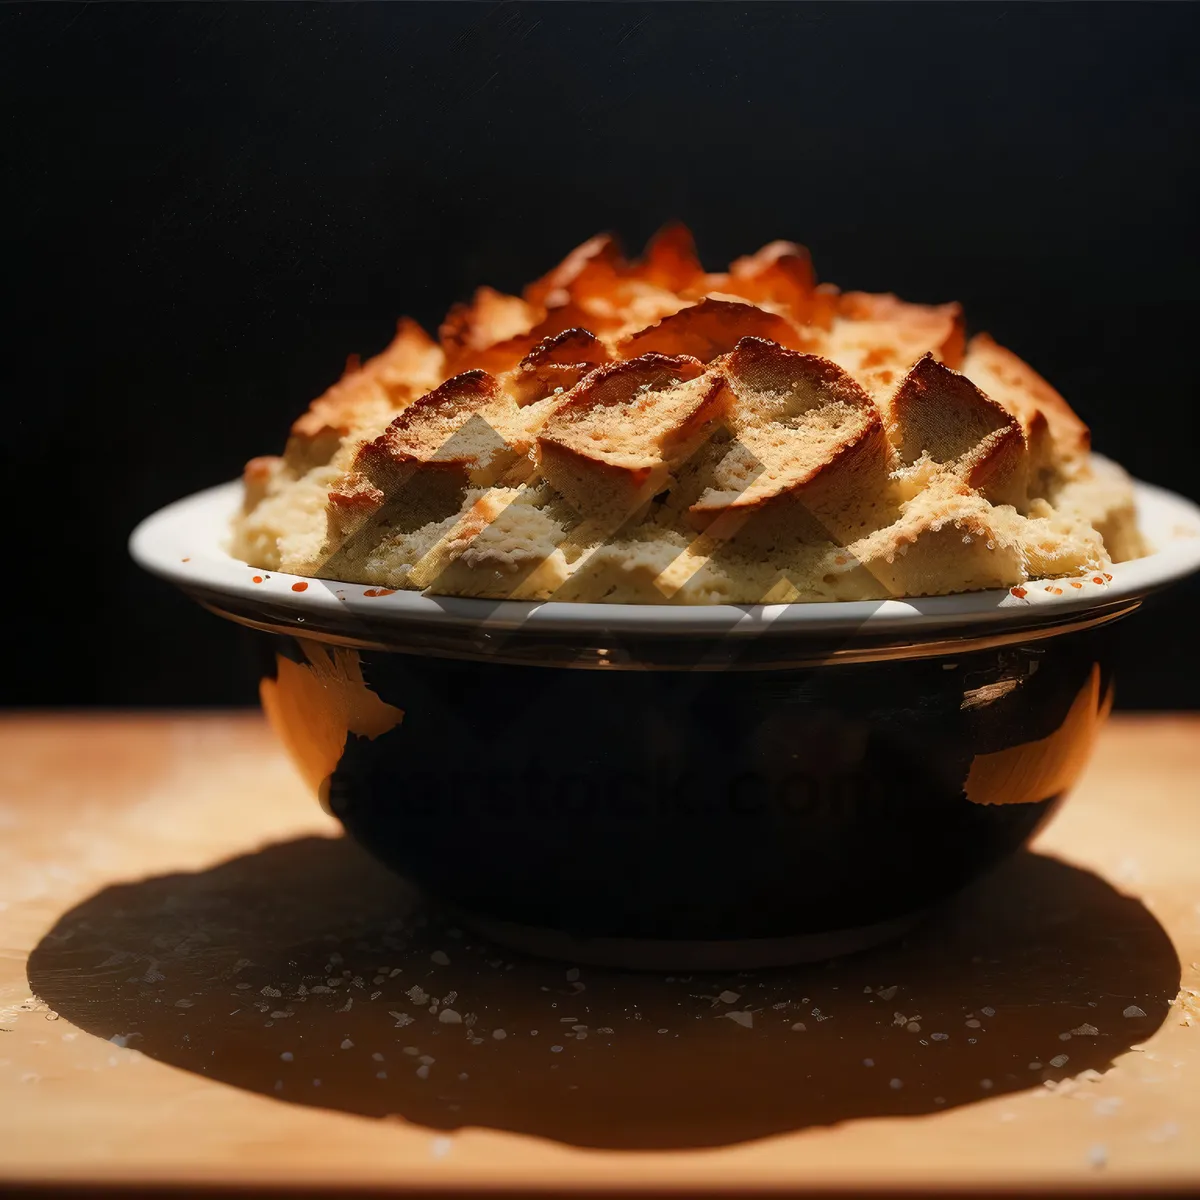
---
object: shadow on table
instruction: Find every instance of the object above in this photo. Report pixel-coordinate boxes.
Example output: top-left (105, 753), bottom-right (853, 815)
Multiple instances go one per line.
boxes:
top-left (27, 836), bottom-right (1179, 1151)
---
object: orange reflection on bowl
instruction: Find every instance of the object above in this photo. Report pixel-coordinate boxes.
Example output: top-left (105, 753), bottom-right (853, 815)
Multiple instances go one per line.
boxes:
top-left (965, 663), bottom-right (1112, 807)
top-left (259, 643), bottom-right (403, 801)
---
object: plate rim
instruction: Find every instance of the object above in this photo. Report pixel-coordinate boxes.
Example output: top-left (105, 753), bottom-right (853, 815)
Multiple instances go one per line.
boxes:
top-left (130, 472), bottom-right (1200, 638)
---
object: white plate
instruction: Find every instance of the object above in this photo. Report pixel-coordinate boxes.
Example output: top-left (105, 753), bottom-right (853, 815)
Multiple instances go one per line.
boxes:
top-left (130, 473), bottom-right (1200, 638)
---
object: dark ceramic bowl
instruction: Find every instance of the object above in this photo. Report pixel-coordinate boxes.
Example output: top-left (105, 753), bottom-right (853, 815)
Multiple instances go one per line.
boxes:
top-left (132, 475), bottom-right (1200, 968)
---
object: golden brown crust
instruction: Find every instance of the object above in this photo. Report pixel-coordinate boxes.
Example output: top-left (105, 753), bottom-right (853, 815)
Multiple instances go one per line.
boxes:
top-left (718, 240), bottom-right (817, 320)
top-left (234, 226), bottom-right (1141, 601)
top-left (439, 287), bottom-right (538, 374)
top-left (505, 327), bottom-right (612, 406)
top-left (523, 233), bottom-right (623, 309)
top-left (324, 474), bottom-right (388, 549)
top-left (888, 353), bottom-right (1028, 506)
top-left (689, 338), bottom-right (886, 524)
top-left (536, 355), bottom-right (720, 520)
top-left (831, 292), bottom-right (966, 372)
top-left (284, 318), bottom-right (444, 469)
top-left (542, 353), bottom-right (706, 424)
top-left (961, 332), bottom-right (1090, 454)
top-left (355, 370), bottom-right (528, 489)
top-left (617, 297), bottom-right (812, 361)
top-left (630, 222), bottom-right (708, 294)
top-left (724, 335), bottom-right (876, 423)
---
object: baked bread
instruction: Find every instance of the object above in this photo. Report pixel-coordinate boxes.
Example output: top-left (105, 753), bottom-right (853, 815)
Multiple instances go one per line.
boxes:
top-left (233, 226), bottom-right (1144, 603)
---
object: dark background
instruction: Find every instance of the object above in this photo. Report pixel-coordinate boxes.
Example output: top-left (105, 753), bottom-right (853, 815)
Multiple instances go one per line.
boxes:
top-left (3, 1), bottom-right (1198, 708)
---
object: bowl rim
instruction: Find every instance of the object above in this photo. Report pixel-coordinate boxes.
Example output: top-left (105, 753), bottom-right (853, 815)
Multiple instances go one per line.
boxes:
top-left (130, 470), bottom-right (1200, 639)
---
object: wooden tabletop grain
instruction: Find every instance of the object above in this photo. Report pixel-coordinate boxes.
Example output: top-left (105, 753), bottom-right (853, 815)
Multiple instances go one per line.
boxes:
top-left (1, 712), bottom-right (1198, 1196)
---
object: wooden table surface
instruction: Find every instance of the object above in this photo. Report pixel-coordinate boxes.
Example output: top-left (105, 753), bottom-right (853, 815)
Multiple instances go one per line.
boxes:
top-left (1, 712), bottom-right (1198, 1196)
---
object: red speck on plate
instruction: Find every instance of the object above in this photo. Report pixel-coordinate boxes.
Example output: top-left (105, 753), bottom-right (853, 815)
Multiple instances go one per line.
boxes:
top-left (1092, 576), bottom-right (1104, 584)
top-left (181, 557), bottom-right (190, 562)
top-left (1103, 573), bottom-right (1113, 581)
top-left (291, 581), bottom-right (308, 592)
top-left (1070, 581), bottom-right (1083, 589)
top-left (1010, 586), bottom-right (1027, 599)
top-left (252, 576), bottom-right (263, 584)
top-left (363, 588), bottom-right (397, 597)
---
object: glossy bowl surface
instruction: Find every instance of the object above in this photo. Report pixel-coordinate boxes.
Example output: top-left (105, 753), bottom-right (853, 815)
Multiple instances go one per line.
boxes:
top-left (131, 474), bottom-right (1200, 967)
top-left (256, 620), bottom-right (1116, 968)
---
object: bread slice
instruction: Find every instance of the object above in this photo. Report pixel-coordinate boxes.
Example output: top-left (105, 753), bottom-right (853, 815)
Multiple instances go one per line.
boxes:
top-left (524, 232), bottom-right (623, 309)
top-left (960, 332), bottom-right (1090, 457)
top-left (439, 286), bottom-right (539, 375)
top-left (617, 297), bottom-right (813, 362)
top-left (821, 293), bottom-right (965, 401)
top-left (525, 230), bottom-right (689, 337)
top-left (312, 370), bottom-right (532, 576)
top-left (625, 222), bottom-right (709, 294)
top-left (234, 226), bottom-right (1144, 603)
top-left (356, 369), bottom-right (530, 489)
top-left (714, 240), bottom-right (820, 323)
top-left (285, 318), bottom-right (444, 470)
top-left (504, 327), bottom-right (611, 407)
top-left (537, 354), bottom-right (721, 531)
top-left (689, 337), bottom-right (889, 549)
top-left (887, 353), bottom-right (1028, 508)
